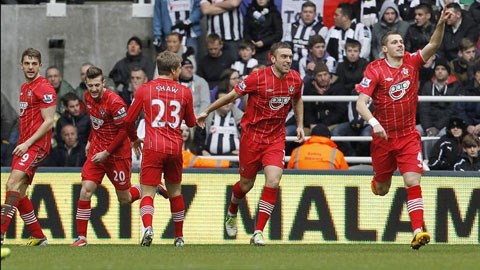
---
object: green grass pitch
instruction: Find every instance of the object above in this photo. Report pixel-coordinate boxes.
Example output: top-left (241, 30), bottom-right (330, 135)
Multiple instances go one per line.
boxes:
top-left (1, 244), bottom-right (479, 270)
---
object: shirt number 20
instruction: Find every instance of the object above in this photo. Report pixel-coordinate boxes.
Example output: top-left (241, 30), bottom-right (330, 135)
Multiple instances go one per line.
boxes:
top-left (151, 99), bottom-right (181, 128)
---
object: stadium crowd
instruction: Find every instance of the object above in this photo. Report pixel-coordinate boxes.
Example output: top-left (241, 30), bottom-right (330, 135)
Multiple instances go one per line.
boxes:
top-left (1, 0), bottom-right (479, 171)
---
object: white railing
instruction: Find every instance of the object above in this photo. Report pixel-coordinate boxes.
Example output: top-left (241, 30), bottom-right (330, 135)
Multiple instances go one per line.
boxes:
top-left (204, 96), bottom-right (477, 164)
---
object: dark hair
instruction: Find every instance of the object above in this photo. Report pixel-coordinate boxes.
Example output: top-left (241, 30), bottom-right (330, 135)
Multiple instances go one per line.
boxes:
top-left (86, 66), bottom-right (104, 81)
top-left (414, 3), bottom-right (432, 15)
top-left (302, 1), bottom-right (316, 12)
top-left (156, 50), bottom-right (182, 76)
top-left (337, 3), bottom-right (354, 20)
top-left (215, 87), bottom-right (230, 100)
top-left (127, 36), bottom-right (143, 49)
top-left (238, 39), bottom-right (255, 51)
top-left (131, 66), bottom-right (146, 75)
top-left (21, 48), bottom-right (41, 63)
top-left (217, 68), bottom-right (239, 92)
top-left (381, 30), bottom-right (403, 46)
top-left (308, 35), bottom-right (326, 49)
top-left (346, 39), bottom-right (361, 50)
top-left (270, 42), bottom-right (292, 57)
top-left (61, 92), bottom-right (81, 108)
top-left (445, 2), bottom-right (462, 14)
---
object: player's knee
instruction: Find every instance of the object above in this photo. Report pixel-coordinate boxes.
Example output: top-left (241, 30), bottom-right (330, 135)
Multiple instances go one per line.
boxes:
top-left (376, 188), bottom-right (389, 196)
top-left (5, 178), bottom-right (22, 192)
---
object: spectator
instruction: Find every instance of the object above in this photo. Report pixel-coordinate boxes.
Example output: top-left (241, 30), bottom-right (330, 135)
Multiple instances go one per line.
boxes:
top-left (231, 40), bottom-right (258, 77)
top-left (457, 64), bottom-right (480, 136)
top-left (428, 117), bottom-right (466, 170)
top-left (55, 92), bottom-right (90, 145)
top-left (119, 67), bottom-right (148, 107)
top-left (469, 0), bottom-right (480, 25)
top-left (303, 63), bottom-right (348, 130)
top-left (298, 35), bottom-right (337, 83)
top-left (178, 58), bottom-right (211, 116)
top-left (197, 33), bottom-right (236, 89)
top-left (75, 62), bottom-right (115, 101)
top-left (153, 0), bottom-right (202, 62)
top-left (450, 38), bottom-right (479, 85)
top-left (46, 66), bottom-right (75, 113)
top-left (371, 0), bottom-right (410, 60)
top-left (210, 68), bottom-right (245, 110)
top-left (326, 3), bottom-right (372, 63)
top-left (195, 88), bottom-right (243, 156)
top-left (353, 0), bottom-right (380, 28)
top-left (453, 133), bottom-right (480, 171)
top-left (287, 123), bottom-right (349, 170)
top-left (283, 1), bottom-right (328, 71)
top-left (155, 32), bottom-right (196, 76)
top-left (332, 39), bottom-right (370, 157)
top-left (405, 3), bottom-right (435, 53)
top-left (243, 0), bottom-right (282, 65)
top-left (439, 2), bottom-right (479, 62)
top-left (47, 125), bottom-right (86, 167)
top-left (418, 57), bottom-right (463, 139)
top-left (109, 36), bottom-right (155, 90)
top-left (200, 0), bottom-right (244, 60)
top-left (1, 92), bottom-right (19, 167)
top-left (336, 39), bottom-right (368, 92)
top-left (181, 124), bottom-right (230, 168)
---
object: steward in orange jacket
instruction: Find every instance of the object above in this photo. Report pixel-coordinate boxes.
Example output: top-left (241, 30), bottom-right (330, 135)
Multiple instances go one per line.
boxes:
top-left (287, 124), bottom-right (349, 170)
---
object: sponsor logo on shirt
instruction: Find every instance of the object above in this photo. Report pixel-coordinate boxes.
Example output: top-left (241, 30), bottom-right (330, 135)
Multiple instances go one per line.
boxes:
top-left (113, 107), bottom-right (127, 120)
top-left (360, 78), bottom-right (371, 88)
top-left (389, 80), bottom-right (410, 100)
top-left (90, 115), bottom-right (105, 130)
top-left (19, 102), bottom-right (28, 116)
top-left (43, 94), bottom-right (54, 103)
top-left (269, 96), bottom-right (291, 110)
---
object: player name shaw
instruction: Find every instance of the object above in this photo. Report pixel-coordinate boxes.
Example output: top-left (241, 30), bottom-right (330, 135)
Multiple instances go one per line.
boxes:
top-left (156, 85), bottom-right (178, 93)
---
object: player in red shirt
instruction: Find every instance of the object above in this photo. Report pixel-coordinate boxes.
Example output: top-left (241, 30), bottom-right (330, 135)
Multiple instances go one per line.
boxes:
top-left (71, 66), bottom-right (143, 247)
top-left (197, 42), bottom-right (305, 246)
top-left (124, 51), bottom-right (196, 247)
top-left (1, 48), bottom-right (56, 246)
top-left (355, 9), bottom-right (453, 250)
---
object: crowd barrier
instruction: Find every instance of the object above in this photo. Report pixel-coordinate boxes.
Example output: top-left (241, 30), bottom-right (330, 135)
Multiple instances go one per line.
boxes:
top-left (1, 169), bottom-right (478, 245)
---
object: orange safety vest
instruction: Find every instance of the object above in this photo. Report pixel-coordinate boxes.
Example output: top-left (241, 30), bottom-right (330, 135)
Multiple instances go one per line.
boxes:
top-left (287, 136), bottom-right (349, 170)
top-left (182, 150), bottom-right (230, 168)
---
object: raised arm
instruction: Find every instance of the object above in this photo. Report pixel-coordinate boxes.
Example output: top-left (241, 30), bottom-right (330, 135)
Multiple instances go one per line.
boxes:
top-left (420, 9), bottom-right (453, 61)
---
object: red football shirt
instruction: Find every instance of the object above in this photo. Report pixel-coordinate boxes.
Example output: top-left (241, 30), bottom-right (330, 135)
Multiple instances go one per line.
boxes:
top-left (84, 89), bottom-right (130, 159)
top-left (356, 51), bottom-right (425, 138)
top-left (18, 76), bottom-right (56, 152)
top-left (126, 78), bottom-right (196, 155)
top-left (234, 66), bottom-right (303, 144)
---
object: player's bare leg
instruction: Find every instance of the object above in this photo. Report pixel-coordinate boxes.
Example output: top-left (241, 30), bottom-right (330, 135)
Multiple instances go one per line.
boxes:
top-left (226, 176), bottom-right (255, 238)
top-left (115, 185), bottom-right (142, 205)
top-left (403, 172), bottom-right (430, 250)
top-left (371, 178), bottom-right (392, 196)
